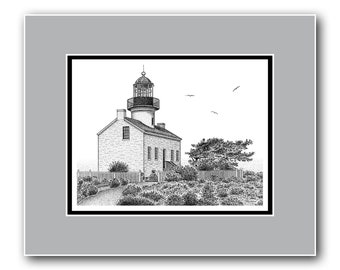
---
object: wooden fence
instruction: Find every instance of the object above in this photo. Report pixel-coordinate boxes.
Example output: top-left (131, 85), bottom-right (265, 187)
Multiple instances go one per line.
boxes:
top-left (77, 170), bottom-right (141, 183)
top-left (78, 168), bottom-right (243, 184)
top-left (156, 169), bottom-right (243, 183)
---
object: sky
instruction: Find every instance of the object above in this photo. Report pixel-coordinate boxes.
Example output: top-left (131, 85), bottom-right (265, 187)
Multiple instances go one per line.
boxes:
top-left (72, 58), bottom-right (268, 172)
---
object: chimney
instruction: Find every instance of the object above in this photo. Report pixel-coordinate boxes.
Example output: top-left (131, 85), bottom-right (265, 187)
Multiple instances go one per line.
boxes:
top-left (117, 109), bottom-right (126, 120)
top-left (157, 123), bottom-right (166, 129)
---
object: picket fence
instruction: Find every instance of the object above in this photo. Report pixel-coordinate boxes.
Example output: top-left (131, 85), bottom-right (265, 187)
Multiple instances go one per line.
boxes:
top-left (78, 168), bottom-right (243, 184)
top-left (77, 170), bottom-right (140, 183)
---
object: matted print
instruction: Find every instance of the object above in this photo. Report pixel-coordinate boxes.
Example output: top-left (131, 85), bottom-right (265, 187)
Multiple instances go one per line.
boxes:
top-left (68, 55), bottom-right (273, 215)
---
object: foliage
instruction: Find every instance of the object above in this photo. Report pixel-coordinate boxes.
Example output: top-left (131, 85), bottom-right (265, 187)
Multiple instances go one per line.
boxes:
top-left (187, 138), bottom-right (254, 170)
top-left (122, 184), bottom-right (142, 196)
top-left (140, 190), bottom-right (164, 202)
top-left (82, 176), bottom-right (92, 182)
top-left (110, 178), bottom-right (120, 188)
top-left (119, 178), bottom-right (128, 186)
top-left (201, 182), bottom-right (218, 205)
top-left (229, 186), bottom-right (245, 195)
top-left (256, 199), bottom-right (263, 205)
top-left (182, 191), bottom-right (199, 205)
top-left (92, 179), bottom-right (101, 186)
top-left (148, 171), bottom-right (158, 182)
top-left (166, 194), bottom-right (185, 205)
top-left (221, 197), bottom-right (244, 206)
top-left (117, 195), bottom-right (154, 205)
top-left (216, 184), bottom-right (229, 198)
top-left (164, 171), bottom-right (182, 182)
top-left (87, 185), bottom-right (98, 196)
top-left (174, 165), bottom-right (198, 181)
top-left (108, 161), bottom-right (129, 172)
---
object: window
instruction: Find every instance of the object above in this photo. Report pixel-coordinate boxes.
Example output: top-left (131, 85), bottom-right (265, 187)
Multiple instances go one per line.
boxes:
top-left (155, 147), bottom-right (158, 160)
top-left (171, 150), bottom-right (174, 162)
top-left (122, 126), bottom-right (130, 139)
top-left (148, 146), bottom-right (152, 160)
top-left (152, 117), bottom-right (154, 126)
top-left (176, 150), bottom-right (180, 162)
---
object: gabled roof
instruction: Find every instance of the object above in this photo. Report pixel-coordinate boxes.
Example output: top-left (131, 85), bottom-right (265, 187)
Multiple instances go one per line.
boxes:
top-left (125, 117), bottom-right (181, 141)
top-left (97, 117), bottom-right (181, 141)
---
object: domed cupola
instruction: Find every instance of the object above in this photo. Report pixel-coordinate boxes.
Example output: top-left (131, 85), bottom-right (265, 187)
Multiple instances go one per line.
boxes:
top-left (127, 67), bottom-right (160, 127)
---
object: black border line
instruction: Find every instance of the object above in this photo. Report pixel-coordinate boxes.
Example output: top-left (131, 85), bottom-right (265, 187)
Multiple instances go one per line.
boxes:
top-left (67, 55), bottom-right (273, 215)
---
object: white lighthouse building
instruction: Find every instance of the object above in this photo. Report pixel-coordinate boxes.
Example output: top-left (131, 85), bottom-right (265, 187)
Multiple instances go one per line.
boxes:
top-left (97, 69), bottom-right (182, 176)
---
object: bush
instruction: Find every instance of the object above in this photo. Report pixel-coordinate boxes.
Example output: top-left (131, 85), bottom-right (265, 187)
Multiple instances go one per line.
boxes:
top-left (216, 185), bottom-right (229, 198)
top-left (102, 178), bottom-right (109, 184)
top-left (201, 182), bottom-right (215, 199)
top-left (92, 179), bottom-right (101, 186)
top-left (175, 165), bottom-right (198, 181)
top-left (122, 184), bottom-right (142, 196)
top-left (201, 182), bottom-right (218, 205)
top-left (87, 185), bottom-right (98, 196)
top-left (140, 190), bottom-right (164, 202)
top-left (256, 199), bottom-right (263, 205)
top-left (82, 176), bottom-right (92, 182)
top-left (108, 161), bottom-right (129, 172)
top-left (186, 181), bottom-right (197, 188)
top-left (182, 191), bottom-right (198, 205)
top-left (164, 171), bottom-right (182, 182)
top-left (120, 178), bottom-right (128, 186)
top-left (117, 195), bottom-right (154, 205)
top-left (221, 197), bottom-right (244, 206)
top-left (148, 172), bottom-right (158, 182)
top-left (229, 186), bottom-right (245, 195)
top-left (110, 178), bottom-right (120, 188)
top-left (166, 194), bottom-right (185, 205)
top-left (197, 162), bottom-right (214, 171)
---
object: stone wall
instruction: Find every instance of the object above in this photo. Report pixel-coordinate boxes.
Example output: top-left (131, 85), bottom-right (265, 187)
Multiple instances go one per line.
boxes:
top-left (143, 134), bottom-right (181, 176)
top-left (98, 119), bottom-right (144, 172)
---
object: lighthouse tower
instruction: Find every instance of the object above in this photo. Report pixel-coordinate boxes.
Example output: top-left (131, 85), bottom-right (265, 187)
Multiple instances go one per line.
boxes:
top-left (127, 68), bottom-right (160, 127)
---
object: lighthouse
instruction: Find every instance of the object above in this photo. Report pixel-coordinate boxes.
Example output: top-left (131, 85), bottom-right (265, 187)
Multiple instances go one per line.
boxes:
top-left (127, 67), bottom-right (160, 127)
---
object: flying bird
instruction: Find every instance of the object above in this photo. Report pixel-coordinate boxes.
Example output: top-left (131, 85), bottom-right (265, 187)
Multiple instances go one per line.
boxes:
top-left (185, 94), bottom-right (195, 97)
top-left (211, 111), bottom-right (218, 115)
top-left (233, 86), bottom-right (240, 92)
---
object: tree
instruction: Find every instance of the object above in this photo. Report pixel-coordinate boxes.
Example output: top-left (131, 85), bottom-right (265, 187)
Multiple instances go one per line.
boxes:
top-left (186, 138), bottom-right (254, 170)
top-left (108, 161), bottom-right (129, 172)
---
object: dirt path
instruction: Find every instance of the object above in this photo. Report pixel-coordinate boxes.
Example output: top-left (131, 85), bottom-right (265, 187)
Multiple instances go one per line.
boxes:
top-left (78, 187), bottom-right (124, 206)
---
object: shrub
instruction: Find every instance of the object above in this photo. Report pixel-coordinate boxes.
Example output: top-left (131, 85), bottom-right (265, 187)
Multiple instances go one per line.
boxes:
top-left (166, 194), bottom-right (185, 205)
top-left (221, 197), bottom-right (244, 206)
top-left (182, 191), bottom-right (198, 205)
top-left (198, 178), bottom-right (206, 184)
top-left (122, 184), bottom-right (142, 196)
top-left (175, 165), bottom-right (198, 181)
top-left (102, 178), bottom-right (109, 184)
top-left (186, 181), bottom-right (197, 188)
top-left (256, 199), bottom-right (263, 205)
top-left (221, 178), bottom-right (232, 184)
top-left (92, 179), bottom-right (101, 186)
top-left (197, 162), bottom-right (214, 171)
top-left (140, 190), bottom-right (164, 202)
top-left (216, 185), bottom-right (229, 198)
top-left (83, 176), bottom-right (92, 182)
top-left (201, 182), bottom-right (218, 205)
top-left (120, 178), bottom-right (128, 186)
top-left (228, 176), bottom-right (241, 183)
top-left (87, 185), bottom-right (98, 196)
top-left (147, 171), bottom-right (158, 182)
top-left (164, 171), bottom-right (182, 182)
top-left (108, 161), bottom-right (129, 172)
top-left (110, 178), bottom-right (120, 188)
top-left (229, 186), bottom-right (245, 195)
top-left (201, 182), bottom-right (215, 199)
top-left (117, 195), bottom-right (154, 205)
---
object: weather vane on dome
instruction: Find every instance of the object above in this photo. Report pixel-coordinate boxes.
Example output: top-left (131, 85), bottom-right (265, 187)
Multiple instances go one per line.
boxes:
top-left (141, 65), bottom-right (146, 76)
